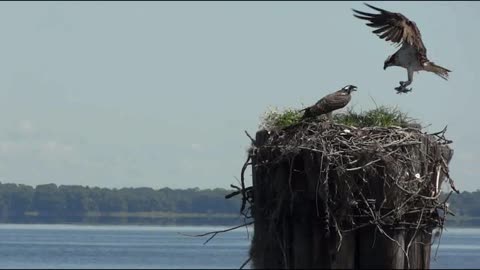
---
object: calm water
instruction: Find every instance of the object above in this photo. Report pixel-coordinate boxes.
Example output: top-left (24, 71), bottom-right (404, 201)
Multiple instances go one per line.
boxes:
top-left (0, 224), bottom-right (478, 269)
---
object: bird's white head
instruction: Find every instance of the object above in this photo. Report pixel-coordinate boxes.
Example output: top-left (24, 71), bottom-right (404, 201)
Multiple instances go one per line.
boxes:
top-left (342, 85), bottom-right (358, 94)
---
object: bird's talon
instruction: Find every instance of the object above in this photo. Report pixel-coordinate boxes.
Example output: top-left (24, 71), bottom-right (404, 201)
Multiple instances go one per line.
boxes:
top-left (394, 86), bottom-right (413, 94)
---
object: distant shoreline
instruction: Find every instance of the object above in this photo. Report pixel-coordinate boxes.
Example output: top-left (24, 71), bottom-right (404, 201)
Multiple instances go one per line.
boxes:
top-left (0, 211), bottom-right (247, 226)
top-left (1, 182), bottom-right (479, 228)
top-left (0, 214), bottom-right (476, 227)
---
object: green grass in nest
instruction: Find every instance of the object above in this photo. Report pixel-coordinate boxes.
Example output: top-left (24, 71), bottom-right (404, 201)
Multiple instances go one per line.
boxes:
top-left (259, 107), bottom-right (303, 131)
top-left (334, 106), bottom-right (414, 128)
top-left (259, 105), bottom-right (416, 130)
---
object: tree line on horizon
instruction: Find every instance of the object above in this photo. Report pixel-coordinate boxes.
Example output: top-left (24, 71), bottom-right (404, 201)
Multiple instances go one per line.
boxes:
top-left (0, 182), bottom-right (241, 219)
top-left (0, 181), bottom-right (478, 222)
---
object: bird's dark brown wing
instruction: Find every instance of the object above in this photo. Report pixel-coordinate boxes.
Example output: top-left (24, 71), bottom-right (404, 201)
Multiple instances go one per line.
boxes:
top-left (318, 92), bottom-right (351, 113)
top-left (310, 92), bottom-right (351, 116)
top-left (352, 3), bottom-right (426, 53)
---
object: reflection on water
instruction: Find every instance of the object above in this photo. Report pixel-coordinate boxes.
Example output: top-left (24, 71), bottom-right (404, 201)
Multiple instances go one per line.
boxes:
top-left (0, 224), bottom-right (477, 269)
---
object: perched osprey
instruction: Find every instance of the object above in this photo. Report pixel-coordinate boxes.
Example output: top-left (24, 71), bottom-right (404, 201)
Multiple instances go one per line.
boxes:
top-left (352, 3), bottom-right (451, 94)
top-left (301, 85), bottom-right (357, 121)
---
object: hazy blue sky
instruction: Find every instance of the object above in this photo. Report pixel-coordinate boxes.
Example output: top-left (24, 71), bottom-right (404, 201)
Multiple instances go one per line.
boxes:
top-left (0, 1), bottom-right (478, 191)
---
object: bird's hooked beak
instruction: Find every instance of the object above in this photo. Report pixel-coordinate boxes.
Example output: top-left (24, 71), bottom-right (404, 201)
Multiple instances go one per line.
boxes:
top-left (383, 63), bottom-right (387, 70)
top-left (347, 85), bottom-right (358, 94)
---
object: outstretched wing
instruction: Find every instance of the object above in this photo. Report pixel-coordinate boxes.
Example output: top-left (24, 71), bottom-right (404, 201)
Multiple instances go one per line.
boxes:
top-left (352, 3), bottom-right (426, 53)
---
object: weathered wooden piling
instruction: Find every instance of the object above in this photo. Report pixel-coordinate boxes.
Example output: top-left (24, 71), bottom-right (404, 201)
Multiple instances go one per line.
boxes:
top-left (246, 122), bottom-right (455, 269)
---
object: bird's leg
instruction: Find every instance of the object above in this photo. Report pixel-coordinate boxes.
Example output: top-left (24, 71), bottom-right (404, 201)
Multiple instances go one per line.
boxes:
top-left (395, 69), bottom-right (414, 94)
top-left (401, 80), bottom-right (412, 87)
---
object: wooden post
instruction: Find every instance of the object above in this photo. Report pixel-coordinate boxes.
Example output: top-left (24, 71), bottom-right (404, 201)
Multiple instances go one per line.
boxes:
top-left (249, 129), bottom-right (453, 269)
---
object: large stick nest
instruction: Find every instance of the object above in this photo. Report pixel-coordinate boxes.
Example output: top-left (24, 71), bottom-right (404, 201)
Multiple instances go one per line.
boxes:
top-left (233, 120), bottom-right (458, 236)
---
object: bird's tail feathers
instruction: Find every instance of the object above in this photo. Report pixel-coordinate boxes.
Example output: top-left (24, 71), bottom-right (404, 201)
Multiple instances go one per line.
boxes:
top-left (300, 107), bottom-right (311, 119)
top-left (299, 107), bottom-right (307, 112)
top-left (424, 62), bottom-right (451, 81)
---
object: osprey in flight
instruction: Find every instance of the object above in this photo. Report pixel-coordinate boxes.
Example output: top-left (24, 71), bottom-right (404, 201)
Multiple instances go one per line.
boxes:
top-left (301, 85), bottom-right (357, 121)
top-left (352, 3), bottom-right (451, 94)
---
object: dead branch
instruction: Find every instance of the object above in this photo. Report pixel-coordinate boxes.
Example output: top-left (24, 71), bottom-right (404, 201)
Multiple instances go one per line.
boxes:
top-left (179, 221), bottom-right (254, 245)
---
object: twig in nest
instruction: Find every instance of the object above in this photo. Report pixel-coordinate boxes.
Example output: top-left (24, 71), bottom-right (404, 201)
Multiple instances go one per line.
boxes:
top-left (429, 125), bottom-right (448, 136)
top-left (239, 155), bottom-right (252, 214)
top-left (433, 227), bottom-right (443, 260)
top-left (245, 130), bottom-right (256, 146)
top-left (406, 208), bottom-right (425, 267)
top-left (440, 164), bottom-right (459, 194)
top-left (179, 221), bottom-right (254, 245)
top-left (435, 165), bottom-right (441, 196)
top-left (332, 216), bottom-right (343, 252)
top-left (225, 186), bottom-right (252, 199)
top-left (375, 225), bottom-right (410, 269)
top-left (239, 257), bottom-right (251, 269)
top-left (345, 158), bottom-right (382, 171)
